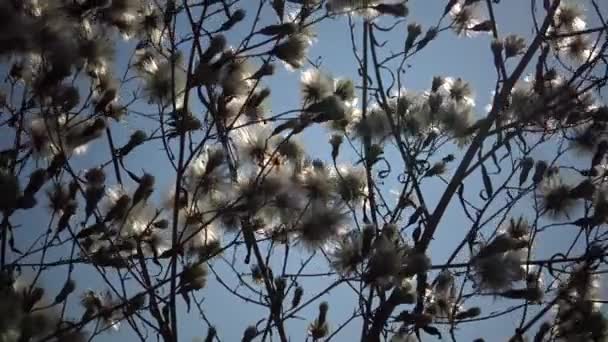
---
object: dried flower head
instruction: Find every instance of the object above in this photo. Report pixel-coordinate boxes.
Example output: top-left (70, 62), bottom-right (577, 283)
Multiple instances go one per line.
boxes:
top-left (295, 202), bottom-right (347, 250)
top-left (334, 165), bottom-right (367, 204)
top-left (143, 55), bottom-right (186, 106)
top-left (300, 68), bottom-right (334, 103)
top-left (554, 2), bottom-right (586, 33)
top-left (472, 250), bottom-right (526, 291)
top-left (449, 1), bottom-right (483, 37)
top-left (329, 230), bottom-right (364, 275)
top-left (504, 35), bottom-right (526, 58)
top-left (538, 174), bottom-right (577, 218)
top-left (272, 33), bottom-right (311, 70)
top-left (350, 104), bottom-right (391, 142)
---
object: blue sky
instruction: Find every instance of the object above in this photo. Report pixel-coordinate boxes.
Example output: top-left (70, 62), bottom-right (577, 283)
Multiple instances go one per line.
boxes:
top-left (2, 0), bottom-right (607, 341)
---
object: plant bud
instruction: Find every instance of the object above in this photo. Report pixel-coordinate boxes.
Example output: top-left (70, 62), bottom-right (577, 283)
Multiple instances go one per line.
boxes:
top-left (401, 253), bottom-right (431, 277)
top-left (200, 35), bottom-right (227, 64)
top-left (250, 62), bottom-right (275, 80)
top-left (292, 286), bottom-right (303, 308)
top-left (47, 153), bottom-right (67, 177)
top-left (491, 38), bottom-right (504, 56)
top-left (374, 3), bottom-right (409, 17)
top-left (248, 88), bottom-right (271, 109)
top-left (94, 86), bottom-right (117, 114)
top-left (472, 20), bottom-right (494, 32)
top-left (0, 171), bottom-right (20, 212)
top-left (221, 9), bottom-right (246, 30)
top-left (532, 160), bottom-right (548, 184)
top-left (17, 195), bottom-right (37, 209)
top-left (24, 169), bottom-right (47, 197)
top-left (259, 23), bottom-right (297, 36)
top-left (125, 293), bottom-right (146, 315)
top-left (242, 326), bottom-right (257, 342)
top-left (54, 279), bottom-right (76, 304)
top-left (505, 35), bottom-right (526, 58)
top-left (85, 168), bottom-right (106, 187)
top-left (57, 200), bottom-right (77, 233)
top-left (153, 219), bottom-right (169, 229)
top-left (416, 27), bottom-right (437, 51)
top-left (132, 173), bottom-right (155, 206)
top-left (24, 287), bottom-right (45, 311)
top-left (393, 285), bottom-right (416, 304)
top-left (499, 287), bottom-right (543, 301)
top-left (431, 76), bottom-right (445, 93)
top-left (519, 157), bottom-right (534, 186)
top-left (329, 134), bottom-right (343, 161)
top-left (104, 195), bottom-right (131, 222)
top-left (425, 161), bottom-right (446, 177)
top-left (476, 234), bottom-right (527, 259)
top-left (455, 307), bottom-right (481, 320)
top-left (181, 264), bottom-right (208, 291)
top-left (361, 224), bottom-right (375, 258)
top-left (405, 23), bottom-right (422, 53)
top-left (568, 179), bottom-right (595, 200)
top-left (84, 186), bottom-right (105, 219)
top-left (318, 301), bottom-right (329, 324)
top-left (533, 322), bottom-right (551, 342)
top-left (204, 327), bottom-right (217, 342)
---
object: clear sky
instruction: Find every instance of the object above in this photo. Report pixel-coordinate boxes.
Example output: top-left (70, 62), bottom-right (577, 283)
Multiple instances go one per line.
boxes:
top-left (2, 0), bottom-right (607, 341)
